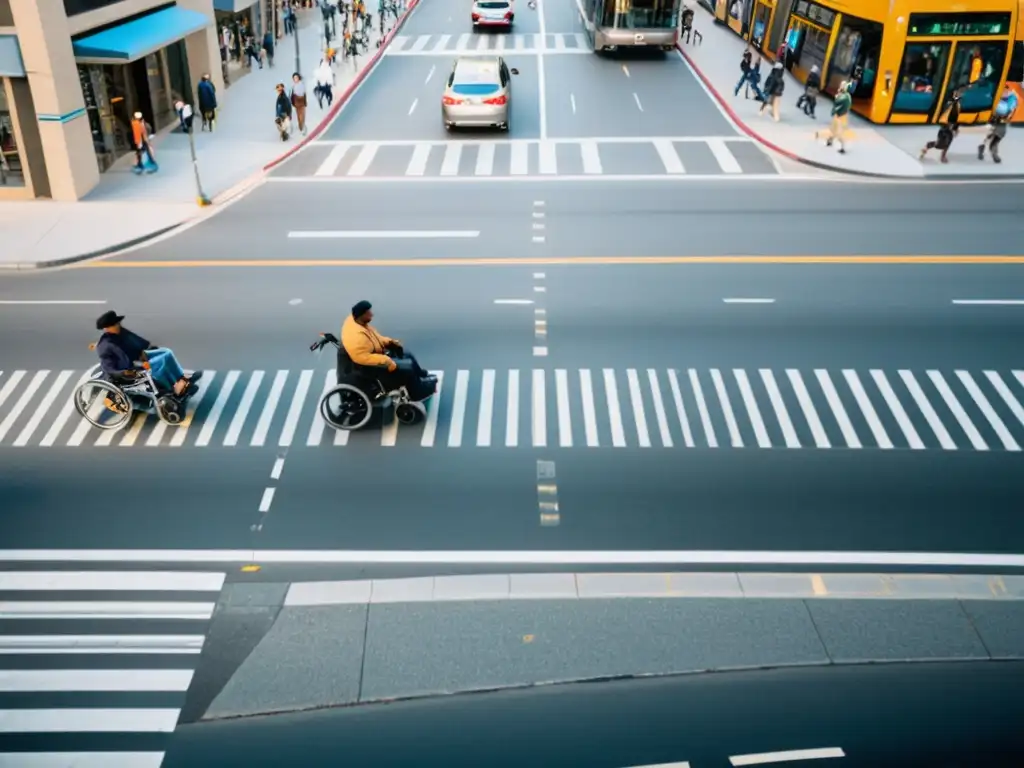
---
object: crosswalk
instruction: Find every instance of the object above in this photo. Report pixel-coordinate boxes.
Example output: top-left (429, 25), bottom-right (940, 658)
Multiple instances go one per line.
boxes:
top-left (387, 32), bottom-right (594, 56)
top-left (3, 367), bottom-right (1024, 451)
top-left (298, 137), bottom-right (775, 178)
top-left (0, 569), bottom-right (225, 767)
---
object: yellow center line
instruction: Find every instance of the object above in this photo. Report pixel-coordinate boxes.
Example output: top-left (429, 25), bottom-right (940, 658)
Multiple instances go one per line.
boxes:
top-left (83, 255), bottom-right (1024, 268)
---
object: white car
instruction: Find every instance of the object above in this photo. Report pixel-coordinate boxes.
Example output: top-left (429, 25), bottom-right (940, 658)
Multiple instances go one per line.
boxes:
top-left (472, 0), bottom-right (514, 29)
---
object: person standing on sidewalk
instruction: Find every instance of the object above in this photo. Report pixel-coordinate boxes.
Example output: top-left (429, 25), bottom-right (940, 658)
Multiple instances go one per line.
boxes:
top-left (197, 74), bottom-right (217, 131)
top-left (979, 85), bottom-right (1018, 164)
top-left (919, 89), bottom-right (962, 164)
top-left (796, 64), bottom-right (820, 118)
top-left (314, 58), bottom-right (335, 108)
top-left (275, 83), bottom-right (293, 140)
top-left (758, 61), bottom-right (785, 121)
top-left (816, 80), bottom-right (852, 154)
top-left (291, 73), bottom-right (309, 136)
top-left (263, 30), bottom-right (275, 67)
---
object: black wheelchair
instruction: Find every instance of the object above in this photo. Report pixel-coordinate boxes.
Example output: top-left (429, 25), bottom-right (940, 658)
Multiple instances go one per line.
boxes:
top-left (310, 332), bottom-right (439, 431)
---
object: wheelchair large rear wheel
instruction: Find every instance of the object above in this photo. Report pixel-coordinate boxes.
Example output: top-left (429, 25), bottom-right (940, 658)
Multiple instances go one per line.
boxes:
top-left (320, 383), bottom-right (373, 431)
top-left (73, 379), bottom-right (134, 431)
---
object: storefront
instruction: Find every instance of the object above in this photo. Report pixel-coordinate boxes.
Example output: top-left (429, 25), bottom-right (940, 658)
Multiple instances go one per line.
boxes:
top-left (0, 33), bottom-right (36, 198)
top-left (214, 0), bottom-right (262, 81)
top-left (72, 5), bottom-right (208, 172)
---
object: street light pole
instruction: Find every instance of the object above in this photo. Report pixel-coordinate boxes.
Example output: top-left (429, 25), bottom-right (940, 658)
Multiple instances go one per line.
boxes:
top-left (293, 5), bottom-right (301, 73)
top-left (177, 102), bottom-right (211, 207)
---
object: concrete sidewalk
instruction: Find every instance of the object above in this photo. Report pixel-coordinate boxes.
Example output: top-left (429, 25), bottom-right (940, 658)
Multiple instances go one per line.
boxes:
top-left (680, 3), bottom-right (1024, 179)
top-left (0, 3), bottom-right (411, 270)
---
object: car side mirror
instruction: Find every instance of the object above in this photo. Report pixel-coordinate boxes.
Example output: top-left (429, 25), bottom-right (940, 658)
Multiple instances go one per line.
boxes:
top-left (510, 68), bottom-right (519, 75)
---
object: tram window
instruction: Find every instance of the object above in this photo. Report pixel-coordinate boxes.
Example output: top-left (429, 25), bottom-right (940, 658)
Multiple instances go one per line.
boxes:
top-left (944, 41), bottom-right (1007, 111)
top-left (794, 21), bottom-right (830, 74)
top-left (825, 15), bottom-right (882, 97)
top-left (893, 42), bottom-right (950, 113)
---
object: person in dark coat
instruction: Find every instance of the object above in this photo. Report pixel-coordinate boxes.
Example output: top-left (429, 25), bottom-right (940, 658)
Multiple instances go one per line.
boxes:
top-left (197, 74), bottom-right (218, 131)
top-left (920, 88), bottom-right (962, 164)
top-left (94, 310), bottom-right (200, 396)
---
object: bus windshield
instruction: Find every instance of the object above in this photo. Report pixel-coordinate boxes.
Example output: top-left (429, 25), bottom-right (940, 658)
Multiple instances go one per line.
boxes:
top-left (601, 0), bottom-right (680, 30)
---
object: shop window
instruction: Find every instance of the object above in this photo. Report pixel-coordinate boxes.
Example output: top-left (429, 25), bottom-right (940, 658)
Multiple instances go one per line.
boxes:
top-left (63, 0), bottom-right (127, 17)
top-left (0, 80), bottom-right (23, 187)
top-left (825, 15), bottom-right (882, 98)
top-left (893, 42), bottom-right (950, 114)
top-left (942, 41), bottom-right (1007, 112)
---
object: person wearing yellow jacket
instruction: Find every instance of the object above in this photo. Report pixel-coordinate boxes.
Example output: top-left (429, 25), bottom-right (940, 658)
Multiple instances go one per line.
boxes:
top-left (341, 300), bottom-right (400, 372)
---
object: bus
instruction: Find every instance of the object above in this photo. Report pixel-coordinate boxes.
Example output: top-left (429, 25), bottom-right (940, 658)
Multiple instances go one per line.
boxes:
top-left (712, 0), bottom-right (1023, 124)
top-left (577, 0), bottom-right (684, 51)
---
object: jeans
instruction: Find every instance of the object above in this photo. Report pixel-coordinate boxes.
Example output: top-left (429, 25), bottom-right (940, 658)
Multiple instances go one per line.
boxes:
top-left (147, 348), bottom-right (185, 393)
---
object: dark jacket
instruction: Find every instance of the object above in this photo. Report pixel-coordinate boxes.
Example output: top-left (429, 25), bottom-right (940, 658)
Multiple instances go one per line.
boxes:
top-left (198, 80), bottom-right (217, 111)
top-left (276, 92), bottom-right (292, 119)
top-left (96, 328), bottom-right (151, 379)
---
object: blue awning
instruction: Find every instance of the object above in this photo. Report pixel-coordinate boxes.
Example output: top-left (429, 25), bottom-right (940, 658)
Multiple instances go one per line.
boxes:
top-left (73, 6), bottom-right (210, 63)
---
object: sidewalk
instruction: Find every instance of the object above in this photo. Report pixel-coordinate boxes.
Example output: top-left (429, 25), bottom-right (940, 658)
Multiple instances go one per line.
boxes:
top-left (680, 4), bottom-right (1024, 179)
top-left (0, 4), bottom-right (409, 270)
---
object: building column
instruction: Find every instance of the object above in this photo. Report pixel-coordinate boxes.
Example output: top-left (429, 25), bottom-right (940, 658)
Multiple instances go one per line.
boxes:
top-left (10, 0), bottom-right (99, 200)
top-left (177, 0), bottom-right (225, 97)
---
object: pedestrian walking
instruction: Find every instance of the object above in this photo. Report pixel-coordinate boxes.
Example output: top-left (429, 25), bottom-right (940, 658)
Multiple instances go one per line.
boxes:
top-left (314, 58), bottom-right (335, 108)
top-left (758, 61), bottom-right (785, 121)
top-left (979, 84), bottom-right (1019, 164)
top-left (197, 73), bottom-right (217, 131)
top-left (244, 35), bottom-right (263, 69)
top-left (275, 83), bottom-right (293, 140)
top-left (291, 73), bottom-right (308, 135)
top-left (734, 49), bottom-right (753, 97)
top-left (815, 80), bottom-right (852, 154)
top-left (796, 64), bottom-right (820, 118)
top-left (130, 112), bottom-right (158, 174)
top-left (263, 30), bottom-right (275, 67)
top-left (920, 89), bottom-right (962, 164)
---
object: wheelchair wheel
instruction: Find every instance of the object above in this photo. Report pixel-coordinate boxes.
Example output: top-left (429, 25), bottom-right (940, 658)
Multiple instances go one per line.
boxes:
top-left (157, 395), bottom-right (184, 425)
top-left (395, 401), bottom-right (426, 425)
top-left (73, 379), bottom-right (134, 431)
top-left (320, 383), bottom-right (373, 431)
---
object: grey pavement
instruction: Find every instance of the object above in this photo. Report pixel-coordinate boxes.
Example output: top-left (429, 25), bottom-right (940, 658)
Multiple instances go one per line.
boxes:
top-left (683, 3), bottom-right (1024, 178)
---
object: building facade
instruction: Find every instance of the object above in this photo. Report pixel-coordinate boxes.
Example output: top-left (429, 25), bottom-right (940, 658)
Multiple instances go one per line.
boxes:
top-left (0, 0), bottom-right (269, 201)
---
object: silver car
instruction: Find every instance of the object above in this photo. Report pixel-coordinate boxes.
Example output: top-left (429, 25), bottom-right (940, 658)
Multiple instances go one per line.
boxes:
top-left (472, 0), bottom-right (514, 29)
top-left (441, 56), bottom-right (518, 132)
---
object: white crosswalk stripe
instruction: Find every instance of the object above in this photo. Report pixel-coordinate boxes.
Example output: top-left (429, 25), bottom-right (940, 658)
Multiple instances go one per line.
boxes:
top-left (388, 32), bottom-right (593, 55)
top-left (300, 137), bottom-right (775, 178)
top-left (0, 569), bottom-right (225, 766)
top-left (2, 367), bottom-right (1024, 451)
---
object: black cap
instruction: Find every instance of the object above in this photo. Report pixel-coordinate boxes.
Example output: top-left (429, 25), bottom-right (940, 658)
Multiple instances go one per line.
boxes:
top-left (351, 300), bottom-right (372, 319)
top-left (96, 310), bottom-right (125, 330)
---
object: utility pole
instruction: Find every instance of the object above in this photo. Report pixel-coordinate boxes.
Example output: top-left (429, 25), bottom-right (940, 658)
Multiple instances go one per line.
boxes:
top-left (176, 102), bottom-right (211, 207)
top-left (292, 2), bottom-right (301, 73)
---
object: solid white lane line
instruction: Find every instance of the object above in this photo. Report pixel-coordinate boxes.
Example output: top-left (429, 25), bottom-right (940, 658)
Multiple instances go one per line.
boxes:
top-left (957, 370), bottom-right (1019, 450)
top-left (710, 369), bottom-right (742, 447)
top-left (0, 669), bottom-right (195, 692)
top-left (579, 369), bottom-right (599, 446)
top-left (667, 370), bottom-right (694, 447)
top-left (815, 370), bottom-right (861, 448)
top-left (626, 369), bottom-right (651, 447)
top-left (0, 708), bottom-right (181, 733)
top-left (0, 370), bottom-right (47, 442)
top-left (279, 369), bottom-right (313, 447)
top-left (760, 369), bottom-right (799, 448)
top-left (603, 369), bottom-right (627, 447)
top-left (477, 369), bottom-right (495, 447)
top-left (13, 370), bottom-right (72, 447)
top-left (786, 370), bottom-right (829, 448)
top-left (288, 230), bottom-right (479, 238)
top-left (532, 368), bottom-right (547, 447)
top-left (730, 747), bottom-right (845, 765)
top-left (196, 370), bottom-right (240, 447)
top-left (733, 369), bottom-right (770, 448)
top-left (251, 370), bottom-right (288, 446)
top-left (0, 602), bottom-right (215, 620)
top-left (537, 0), bottom-right (548, 138)
top-left (506, 369), bottom-right (520, 447)
top-left (647, 370), bottom-right (673, 447)
top-left (0, 571), bottom-right (224, 591)
top-left (723, 297), bottom-right (775, 304)
top-left (929, 370), bottom-right (987, 450)
top-left (494, 299), bottom-right (534, 304)
top-left (842, 370), bottom-right (892, 449)
top-left (448, 370), bottom-right (470, 447)
top-left (0, 635), bottom-right (205, 654)
top-left (870, 369), bottom-right (924, 450)
top-left (0, 300), bottom-right (106, 305)
top-left (555, 369), bottom-right (572, 447)
top-left (952, 299), bottom-right (1024, 305)
top-left (898, 370), bottom-right (955, 450)
top-left (420, 371), bottom-right (445, 447)
top-left (306, 369), bottom-right (336, 447)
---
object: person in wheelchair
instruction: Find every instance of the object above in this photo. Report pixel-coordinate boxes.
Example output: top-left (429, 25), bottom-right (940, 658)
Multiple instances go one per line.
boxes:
top-left (95, 310), bottom-right (201, 397)
top-left (340, 300), bottom-right (434, 400)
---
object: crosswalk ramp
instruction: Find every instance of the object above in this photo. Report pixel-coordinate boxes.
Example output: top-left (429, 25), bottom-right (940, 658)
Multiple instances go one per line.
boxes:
top-left (3, 367), bottom-right (1024, 451)
top-left (387, 32), bottom-right (593, 55)
top-left (0, 569), bottom-right (225, 767)
top-left (291, 137), bottom-right (776, 178)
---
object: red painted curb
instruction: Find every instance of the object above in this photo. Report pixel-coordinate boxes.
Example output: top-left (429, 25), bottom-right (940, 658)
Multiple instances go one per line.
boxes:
top-left (263, 1), bottom-right (421, 172)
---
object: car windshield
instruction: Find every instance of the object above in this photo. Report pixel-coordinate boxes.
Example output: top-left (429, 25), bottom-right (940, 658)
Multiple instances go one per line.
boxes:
top-left (477, 1), bottom-right (509, 7)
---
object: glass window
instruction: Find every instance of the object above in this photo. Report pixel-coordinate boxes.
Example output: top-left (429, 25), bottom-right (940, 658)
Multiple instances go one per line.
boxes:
top-left (943, 41), bottom-right (1007, 112)
top-left (826, 15), bottom-right (883, 98)
top-left (893, 42), bottom-right (950, 114)
top-left (602, 0), bottom-right (680, 29)
top-left (788, 19), bottom-right (829, 74)
top-left (751, 1), bottom-right (771, 49)
top-left (0, 79), bottom-right (23, 188)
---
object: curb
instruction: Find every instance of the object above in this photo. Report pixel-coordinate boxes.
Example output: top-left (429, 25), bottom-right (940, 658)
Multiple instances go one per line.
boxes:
top-left (0, 223), bottom-right (186, 272)
top-left (263, 0), bottom-right (421, 172)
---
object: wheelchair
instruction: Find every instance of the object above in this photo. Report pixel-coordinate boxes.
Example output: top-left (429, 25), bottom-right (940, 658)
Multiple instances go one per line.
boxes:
top-left (73, 345), bottom-right (198, 431)
top-left (310, 332), bottom-right (439, 431)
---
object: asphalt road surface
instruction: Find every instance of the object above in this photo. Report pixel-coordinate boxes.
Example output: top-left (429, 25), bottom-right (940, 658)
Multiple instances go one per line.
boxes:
top-left (163, 662), bottom-right (1024, 767)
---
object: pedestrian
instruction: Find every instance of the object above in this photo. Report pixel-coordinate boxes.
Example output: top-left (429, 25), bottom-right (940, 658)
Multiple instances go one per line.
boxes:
top-left (130, 111), bottom-right (158, 174)
top-left (979, 84), bottom-right (1019, 164)
top-left (197, 73), bottom-right (217, 131)
top-left (314, 58), bottom-right (335, 108)
top-left (815, 80), bottom-right (852, 154)
top-left (291, 72), bottom-right (308, 136)
top-left (920, 89), bottom-right (962, 164)
top-left (275, 83), bottom-right (293, 140)
top-left (796, 64), bottom-right (820, 118)
top-left (245, 35), bottom-right (263, 69)
top-left (263, 30), bottom-right (275, 67)
top-left (734, 49), bottom-right (753, 98)
top-left (758, 61), bottom-right (785, 121)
